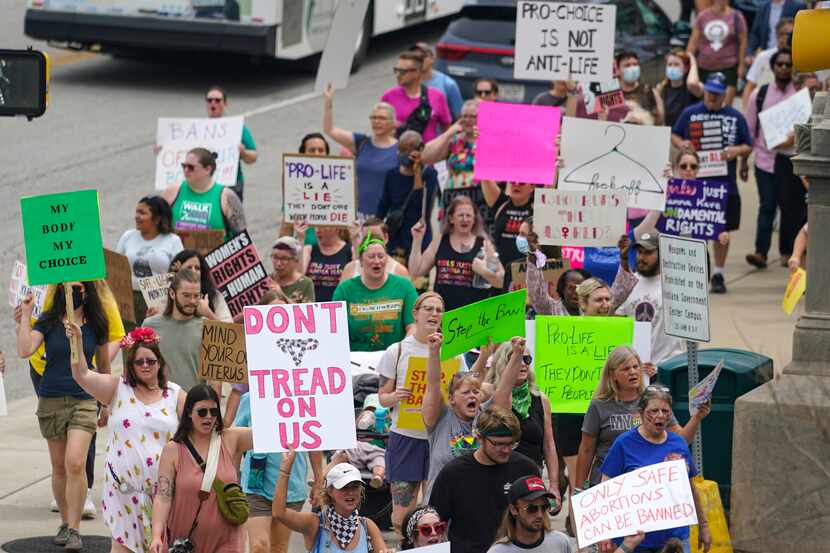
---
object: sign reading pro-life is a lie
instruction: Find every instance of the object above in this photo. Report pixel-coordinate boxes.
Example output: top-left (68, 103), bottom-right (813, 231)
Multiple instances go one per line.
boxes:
top-left (283, 154), bottom-right (356, 226)
top-left (660, 235), bottom-right (710, 342)
top-left (514, 1), bottom-right (616, 82)
top-left (244, 302), bottom-right (357, 452)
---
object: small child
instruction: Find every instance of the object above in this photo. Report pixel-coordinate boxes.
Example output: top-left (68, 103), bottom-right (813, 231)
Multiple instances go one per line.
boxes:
top-left (336, 395), bottom-right (387, 488)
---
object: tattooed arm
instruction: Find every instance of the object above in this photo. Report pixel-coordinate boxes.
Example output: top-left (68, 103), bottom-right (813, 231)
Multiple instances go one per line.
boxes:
top-left (221, 188), bottom-right (247, 235)
top-left (151, 441), bottom-right (178, 550)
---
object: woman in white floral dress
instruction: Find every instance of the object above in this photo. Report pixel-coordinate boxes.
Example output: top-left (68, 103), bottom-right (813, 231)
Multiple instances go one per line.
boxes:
top-left (69, 325), bottom-right (184, 553)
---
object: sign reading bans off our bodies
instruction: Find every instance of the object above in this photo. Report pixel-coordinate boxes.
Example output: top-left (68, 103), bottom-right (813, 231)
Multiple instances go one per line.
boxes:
top-left (283, 154), bottom-right (356, 226)
top-left (204, 230), bottom-right (270, 319)
top-left (244, 302), bottom-right (357, 452)
top-left (514, 1), bottom-right (617, 82)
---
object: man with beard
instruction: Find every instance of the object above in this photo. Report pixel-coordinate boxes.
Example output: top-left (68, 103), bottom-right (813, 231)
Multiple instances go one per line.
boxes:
top-left (611, 232), bottom-right (684, 364)
top-left (488, 475), bottom-right (573, 553)
top-left (144, 268), bottom-right (205, 390)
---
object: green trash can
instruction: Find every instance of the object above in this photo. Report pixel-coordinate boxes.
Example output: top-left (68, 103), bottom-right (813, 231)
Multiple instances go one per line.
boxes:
top-left (657, 348), bottom-right (773, 511)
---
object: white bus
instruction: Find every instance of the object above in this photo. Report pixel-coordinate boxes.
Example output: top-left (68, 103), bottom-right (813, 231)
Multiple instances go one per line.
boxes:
top-left (25, 0), bottom-right (464, 64)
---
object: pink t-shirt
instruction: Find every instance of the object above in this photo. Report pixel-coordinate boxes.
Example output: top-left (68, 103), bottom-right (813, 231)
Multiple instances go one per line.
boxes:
top-left (695, 8), bottom-right (747, 70)
top-left (381, 85), bottom-right (452, 142)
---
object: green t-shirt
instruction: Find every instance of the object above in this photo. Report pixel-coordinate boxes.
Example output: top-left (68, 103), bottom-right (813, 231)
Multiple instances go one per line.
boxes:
top-left (332, 274), bottom-right (418, 352)
top-left (171, 181), bottom-right (227, 237)
top-left (143, 314), bottom-right (204, 391)
top-left (237, 125), bottom-right (257, 186)
top-left (281, 275), bottom-right (316, 304)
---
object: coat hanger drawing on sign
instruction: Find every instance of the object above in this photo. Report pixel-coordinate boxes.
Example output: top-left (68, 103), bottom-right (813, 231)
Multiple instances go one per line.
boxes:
top-left (562, 124), bottom-right (664, 195)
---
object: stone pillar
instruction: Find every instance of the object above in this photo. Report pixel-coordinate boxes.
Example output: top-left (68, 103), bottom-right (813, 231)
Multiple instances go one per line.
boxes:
top-left (730, 92), bottom-right (830, 552)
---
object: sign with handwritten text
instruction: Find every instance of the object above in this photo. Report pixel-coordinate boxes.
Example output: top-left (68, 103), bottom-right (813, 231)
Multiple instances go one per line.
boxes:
top-left (514, 1), bottom-right (616, 82)
top-left (8, 261), bottom-right (47, 317)
top-left (396, 356), bottom-right (462, 432)
top-left (535, 316), bottom-right (633, 413)
top-left (533, 189), bottom-right (626, 247)
top-left (199, 320), bottom-right (248, 384)
top-left (139, 273), bottom-right (174, 313)
top-left (657, 179), bottom-right (727, 241)
top-left (204, 230), bottom-right (270, 318)
top-left (510, 257), bottom-right (570, 289)
top-left (474, 102), bottom-right (560, 185)
top-left (782, 267), bottom-right (806, 315)
top-left (572, 460), bottom-right (698, 548)
top-left (760, 88), bottom-right (812, 149)
top-left (441, 289), bottom-right (527, 360)
top-left (283, 154), bottom-right (356, 226)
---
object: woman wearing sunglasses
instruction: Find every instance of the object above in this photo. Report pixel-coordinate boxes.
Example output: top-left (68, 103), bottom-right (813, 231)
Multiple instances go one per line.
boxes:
top-left (400, 505), bottom-right (448, 549)
top-left (67, 325), bottom-right (184, 553)
top-left (150, 384), bottom-right (253, 553)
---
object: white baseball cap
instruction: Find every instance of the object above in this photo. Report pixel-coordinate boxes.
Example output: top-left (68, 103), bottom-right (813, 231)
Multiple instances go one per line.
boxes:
top-left (326, 463), bottom-right (363, 489)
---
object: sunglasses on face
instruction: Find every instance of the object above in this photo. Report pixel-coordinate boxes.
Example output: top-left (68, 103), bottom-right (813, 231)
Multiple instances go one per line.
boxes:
top-left (181, 163), bottom-right (197, 172)
top-left (393, 67), bottom-right (417, 75)
top-left (195, 407), bottom-right (220, 418)
top-left (520, 502), bottom-right (549, 514)
top-left (417, 522), bottom-right (448, 537)
top-left (205, 97), bottom-right (223, 103)
top-left (133, 358), bottom-right (159, 367)
top-left (508, 352), bottom-right (533, 365)
top-left (679, 163), bottom-right (698, 170)
top-left (775, 61), bottom-right (793, 68)
top-left (476, 89), bottom-right (494, 96)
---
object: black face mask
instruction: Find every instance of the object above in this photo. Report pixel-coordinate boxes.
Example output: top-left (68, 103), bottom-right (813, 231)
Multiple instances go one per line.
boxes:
top-left (70, 286), bottom-right (85, 309)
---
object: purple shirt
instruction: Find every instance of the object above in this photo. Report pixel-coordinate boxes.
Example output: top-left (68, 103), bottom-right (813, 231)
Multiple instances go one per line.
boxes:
top-left (746, 81), bottom-right (798, 173)
top-left (380, 85), bottom-right (452, 142)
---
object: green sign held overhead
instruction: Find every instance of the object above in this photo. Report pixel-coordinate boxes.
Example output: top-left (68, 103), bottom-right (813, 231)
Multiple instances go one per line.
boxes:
top-left (535, 316), bottom-right (634, 414)
top-left (21, 190), bottom-right (106, 286)
top-left (440, 289), bottom-right (527, 360)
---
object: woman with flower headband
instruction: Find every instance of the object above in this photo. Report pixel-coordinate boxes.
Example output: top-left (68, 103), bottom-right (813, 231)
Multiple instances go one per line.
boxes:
top-left (66, 325), bottom-right (185, 553)
top-left (332, 232), bottom-right (418, 352)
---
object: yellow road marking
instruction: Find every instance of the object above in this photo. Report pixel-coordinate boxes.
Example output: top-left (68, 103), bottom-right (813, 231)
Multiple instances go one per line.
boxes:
top-left (47, 50), bottom-right (98, 68)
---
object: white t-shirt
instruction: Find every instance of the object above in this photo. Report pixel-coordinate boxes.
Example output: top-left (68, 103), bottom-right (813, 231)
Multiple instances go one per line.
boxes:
top-left (377, 335), bottom-right (467, 440)
top-left (488, 531), bottom-right (574, 553)
top-left (616, 275), bottom-right (684, 364)
top-left (116, 230), bottom-right (183, 289)
top-left (747, 47), bottom-right (776, 87)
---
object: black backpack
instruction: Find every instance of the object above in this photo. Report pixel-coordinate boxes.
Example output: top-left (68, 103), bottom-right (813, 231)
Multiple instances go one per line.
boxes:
top-left (396, 85), bottom-right (432, 138)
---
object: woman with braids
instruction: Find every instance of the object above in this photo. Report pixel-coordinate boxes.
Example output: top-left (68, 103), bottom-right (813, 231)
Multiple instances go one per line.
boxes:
top-left (67, 326), bottom-right (184, 553)
top-left (400, 506), bottom-right (448, 549)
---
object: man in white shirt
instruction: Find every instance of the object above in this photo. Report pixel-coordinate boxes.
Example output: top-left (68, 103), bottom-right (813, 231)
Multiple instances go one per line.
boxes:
top-left (741, 17), bottom-right (794, 110)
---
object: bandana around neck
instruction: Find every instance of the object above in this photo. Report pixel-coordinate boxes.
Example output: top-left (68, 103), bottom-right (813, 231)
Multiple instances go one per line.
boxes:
top-left (326, 506), bottom-right (360, 550)
top-left (512, 380), bottom-right (531, 420)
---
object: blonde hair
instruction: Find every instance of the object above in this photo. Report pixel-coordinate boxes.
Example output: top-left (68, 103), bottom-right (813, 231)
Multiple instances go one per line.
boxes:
top-left (576, 278), bottom-right (609, 311)
top-left (448, 372), bottom-right (481, 397)
top-left (413, 291), bottom-right (444, 311)
top-left (593, 345), bottom-right (644, 400)
top-left (486, 342), bottom-right (540, 396)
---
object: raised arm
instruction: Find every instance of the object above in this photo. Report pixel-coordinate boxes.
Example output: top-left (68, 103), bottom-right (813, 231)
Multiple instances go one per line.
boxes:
top-left (421, 123), bottom-right (460, 165)
top-left (686, 52), bottom-right (704, 98)
top-left (66, 322), bottom-right (118, 405)
top-left (481, 180), bottom-right (502, 208)
top-left (670, 401), bottom-right (711, 444)
top-left (323, 84), bottom-right (357, 153)
top-left (273, 450), bottom-right (320, 549)
top-left (422, 331), bottom-right (446, 429)
top-left (491, 337), bottom-right (525, 410)
top-left (408, 223), bottom-right (440, 278)
top-left (16, 294), bottom-right (43, 358)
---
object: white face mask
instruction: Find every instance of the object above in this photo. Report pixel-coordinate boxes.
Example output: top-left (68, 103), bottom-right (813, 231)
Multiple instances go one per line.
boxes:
top-left (622, 65), bottom-right (641, 83)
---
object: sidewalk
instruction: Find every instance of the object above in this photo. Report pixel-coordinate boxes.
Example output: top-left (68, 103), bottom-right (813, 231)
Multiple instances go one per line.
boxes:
top-left (0, 178), bottom-right (801, 547)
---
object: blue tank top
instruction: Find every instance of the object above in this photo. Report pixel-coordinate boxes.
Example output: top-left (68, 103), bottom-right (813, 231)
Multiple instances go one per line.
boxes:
top-left (312, 511), bottom-right (370, 553)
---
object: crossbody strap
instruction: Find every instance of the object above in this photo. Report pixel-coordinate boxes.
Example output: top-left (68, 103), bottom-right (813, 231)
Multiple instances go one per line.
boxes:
top-left (201, 432), bottom-right (221, 493)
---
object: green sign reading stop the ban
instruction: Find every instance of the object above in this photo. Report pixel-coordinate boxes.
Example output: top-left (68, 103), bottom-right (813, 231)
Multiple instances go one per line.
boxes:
top-left (21, 189), bottom-right (106, 286)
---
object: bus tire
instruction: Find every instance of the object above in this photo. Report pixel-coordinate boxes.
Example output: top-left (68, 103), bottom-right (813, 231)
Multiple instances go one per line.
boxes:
top-left (350, 1), bottom-right (372, 73)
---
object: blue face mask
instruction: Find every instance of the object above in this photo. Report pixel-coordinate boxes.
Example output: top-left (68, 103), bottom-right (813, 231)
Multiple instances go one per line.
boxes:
top-left (622, 65), bottom-right (641, 84)
top-left (515, 235), bottom-right (530, 255)
top-left (666, 66), bottom-right (684, 81)
top-left (398, 152), bottom-right (414, 168)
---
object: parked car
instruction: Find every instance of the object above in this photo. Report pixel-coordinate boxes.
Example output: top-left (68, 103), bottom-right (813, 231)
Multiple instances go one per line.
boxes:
top-left (434, 0), bottom-right (679, 104)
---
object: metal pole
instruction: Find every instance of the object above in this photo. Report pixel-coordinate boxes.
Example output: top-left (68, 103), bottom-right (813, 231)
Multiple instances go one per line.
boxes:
top-left (686, 339), bottom-right (703, 474)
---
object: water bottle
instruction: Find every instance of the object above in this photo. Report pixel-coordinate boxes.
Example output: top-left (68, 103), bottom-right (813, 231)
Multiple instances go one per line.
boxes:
top-left (374, 407), bottom-right (388, 434)
top-left (472, 247), bottom-right (492, 289)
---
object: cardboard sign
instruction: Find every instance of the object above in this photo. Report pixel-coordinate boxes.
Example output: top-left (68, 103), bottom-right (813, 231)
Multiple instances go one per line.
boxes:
top-left (154, 116), bottom-right (244, 189)
top-left (689, 360), bottom-right (723, 415)
top-left (782, 268), bottom-right (806, 315)
top-left (8, 261), bottom-right (47, 318)
top-left (659, 235), bottom-right (710, 342)
top-left (139, 273), bottom-right (174, 312)
top-left (510, 257), bottom-right (570, 288)
top-left (199, 320), bottom-right (248, 384)
top-left (689, 120), bottom-right (727, 178)
top-left (657, 179), bottom-right (728, 241)
top-left (572, 460), bottom-right (698, 547)
top-left (559, 117), bottom-right (670, 211)
top-left (314, 0), bottom-right (371, 93)
top-left (514, 1), bottom-right (616, 83)
top-left (244, 302), bottom-right (357, 452)
top-left (283, 154), bottom-right (357, 225)
top-left (759, 88), bottom-right (812, 149)
top-left (103, 249), bottom-right (136, 323)
top-left (474, 102), bottom-right (560, 185)
top-left (441, 289), bottom-right (527, 361)
top-left (20, 190), bottom-right (106, 286)
top-left (175, 229), bottom-right (225, 256)
top-left (396, 356), bottom-right (462, 432)
top-left (535, 316), bottom-right (634, 413)
top-left (408, 544), bottom-right (450, 553)
top-left (204, 230), bottom-right (270, 318)
top-left (597, 89), bottom-right (626, 110)
top-left (533, 189), bottom-right (626, 247)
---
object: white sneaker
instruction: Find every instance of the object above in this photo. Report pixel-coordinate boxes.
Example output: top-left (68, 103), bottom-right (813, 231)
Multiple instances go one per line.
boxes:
top-left (82, 493), bottom-right (96, 520)
top-left (50, 498), bottom-right (59, 512)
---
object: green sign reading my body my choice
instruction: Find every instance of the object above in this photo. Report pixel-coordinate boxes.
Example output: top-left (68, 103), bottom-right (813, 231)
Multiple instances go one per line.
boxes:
top-left (21, 190), bottom-right (106, 286)
top-left (440, 289), bottom-right (527, 360)
top-left (535, 316), bottom-right (634, 414)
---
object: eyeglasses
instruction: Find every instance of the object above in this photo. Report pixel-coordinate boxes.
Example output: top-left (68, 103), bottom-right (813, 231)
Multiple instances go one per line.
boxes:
top-left (775, 61), bottom-right (793, 68)
top-left (646, 384), bottom-right (670, 393)
top-left (393, 67), bottom-right (418, 75)
top-left (133, 358), bottom-right (159, 367)
top-left (475, 89), bottom-right (495, 96)
top-left (272, 255), bottom-right (295, 263)
top-left (205, 97), bottom-right (223, 103)
top-left (181, 163), bottom-right (197, 172)
top-left (520, 502), bottom-right (549, 514)
top-left (369, 115), bottom-right (392, 121)
top-left (417, 522), bottom-right (448, 537)
top-left (195, 407), bottom-right (220, 418)
top-left (485, 437), bottom-right (518, 451)
top-left (679, 163), bottom-right (698, 170)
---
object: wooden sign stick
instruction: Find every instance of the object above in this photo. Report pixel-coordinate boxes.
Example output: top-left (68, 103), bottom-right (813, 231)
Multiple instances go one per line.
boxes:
top-left (63, 283), bottom-right (80, 364)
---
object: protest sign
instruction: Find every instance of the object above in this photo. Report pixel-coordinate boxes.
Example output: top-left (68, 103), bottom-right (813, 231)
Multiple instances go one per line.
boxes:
top-left (562, 246), bottom-right (585, 268)
top-left (199, 320), bottom-right (247, 384)
top-left (175, 229), bottom-right (225, 256)
top-left (396, 357), bottom-right (462, 432)
top-left (510, 257), bottom-right (570, 289)
top-left (689, 360), bottom-right (723, 415)
top-left (633, 321), bottom-right (652, 364)
top-left (441, 289), bottom-right (527, 360)
top-left (314, 0), bottom-right (371, 93)
top-left (559, 117), bottom-right (669, 211)
top-left (20, 189), bottom-right (106, 286)
top-left (759, 88), bottom-right (812, 149)
top-left (408, 544), bottom-right (450, 553)
top-left (154, 116), bottom-right (244, 189)
top-left (204, 230), bottom-right (270, 318)
top-left (597, 89), bottom-right (625, 110)
top-left (533, 189), bottom-right (626, 247)
top-left (782, 268), bottom-right (806, 315)
top-left (283, 154), bottom-right (357, 225)
top-left (474, 102), bottom-right (560, 185)
top-left (514, 1), bottom-right (616, 82)
top-left (104, 249), bottom-right (135, 323)
top-left (657, 179), bottom-right (728, 241)
top-left (660, 235), bottom-right (710, 342)
top-left (535, 316), bottom-right (634, 413)
top-left (8, 261), bottom-right (46, 318)
top-left (572, 459), bottom-right (698, 547)
top-left (688, 119), bottom-right (727, 178)
top-left (244, 302), bottom-right (356, 452)
top-left (139, 273), bottom-right (173, 312)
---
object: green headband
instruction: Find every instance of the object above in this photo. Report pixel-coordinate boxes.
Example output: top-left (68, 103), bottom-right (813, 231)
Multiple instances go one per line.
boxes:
top-left (478, 424), bottom-right (515, 438)
top-left (358, 231), bottom-right (386, 256)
